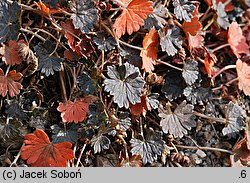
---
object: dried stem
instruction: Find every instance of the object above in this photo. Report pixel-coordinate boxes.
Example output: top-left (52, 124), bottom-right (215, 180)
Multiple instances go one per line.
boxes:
top-left (175, 144), bottom-right (234, 154)
top-left (200, 6), bottom-right (211, 22)
top-left (117, 135), bottom-right (129, 159)
top-left (211, 65), bottom-right (236, 81)
top-left (212, 43), bottom-right (230, 52)
top-left (212, 77), bottom-right (238, 91)
top-left (203, 18), bottom-right (214, 31)
top-left (193, 111), bottom-right (226, 124)
top-left (76, 144), bottom-right (87, 167)
top-left (156, 59), bottom-right (183, 71)
top-left (118, 40), bottom-right (143, 51)
top-left (59, 64), bottom-right (68, 102)
top-left (20, 27), bottom-right (46, 42)
top-left (4, 65), bottom-right (11, 77)
top-left (10, 143), bottom-right (25, 167)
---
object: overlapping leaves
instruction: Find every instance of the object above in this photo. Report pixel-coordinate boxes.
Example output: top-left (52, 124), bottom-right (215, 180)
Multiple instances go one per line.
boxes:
top-left (159, 25), bottom-right (183, 56)
top-left (130, 129), bottom-right (165, 164)
top-left (0, 1), bottom-right (21, 43)
top-left (0, 40), bottom-right (22, 66)
top-left (51, 124), bottom-right (80, 144)
top-left (144, 3), bottom-right (168, 30)
top-left (77, 72), bottom-right (97, 95)
top-left (93, 32), bottom-right (117, 52)
top-left (228, 22), bottom-right (249, 58)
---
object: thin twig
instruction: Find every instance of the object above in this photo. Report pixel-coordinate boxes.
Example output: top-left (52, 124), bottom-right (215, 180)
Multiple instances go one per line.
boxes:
top-left (175, 144), bottom-right (234, 154)
top-left (4, 65), bottom-right (11, 77)
top-left (156, 59), bottom-right (183, 71)
top-left (10, 143), bottom-right (25, 167)
top-left (203, 18), bottom-right (214, 31)
top-left (193, 111), bottom-right (226, 124)
top-left (200, 6), bottom-right (211, 22)
top-left (76, 144), bottom-right (87, 167)
top-left (59, 64), bottom-right (68, 102)
top-left (117, 135), bottom-right (129, 159)
top-left (211, 65), bottom-right (236, 81)
top-left (118, 40), bottom-right (143, 51)
top-left (212, 43), bottom-right (230, 52)
top-left (20, 27), bottom-right (46, 42)
top-left (212, 77), bottom-right (238, 91)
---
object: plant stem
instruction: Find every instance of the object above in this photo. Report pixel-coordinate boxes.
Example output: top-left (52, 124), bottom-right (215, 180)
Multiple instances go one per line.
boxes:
top-left (117, 135), bottom-right (129, 159)
top-left (10, 143), bottom-right (25, 167)
top-left (203, 18), bottom-right (214, 31)
top-left (118, 40), bottom-right (143, 51)
top-left (193, 111), bottom-right (226, 124)
top-left (5, 65), bottom-right (11, 77)
top-left (200, 6), bottom-right (211, 22)
top-left (211, 65), bottom-right (236, 81)
top-left (175, 144), bottom-right (234, 154)
top-left (59, 64), bottom-right (68, 102)
top-left (20, 28), bottom-right (46, 42)
top-left (212, 43), bottom-right (230, 52)
top-left (76, 144), bottom-right (87, 167)
top-left (212, 77), bottom-right (238, 91)
top-left (156, 59), bottom-right (183, 71)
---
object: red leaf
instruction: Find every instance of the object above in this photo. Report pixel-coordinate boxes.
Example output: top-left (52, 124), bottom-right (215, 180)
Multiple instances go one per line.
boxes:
top-left (57, 96), bottom-right (93, 123)
top-left (228, 22), bottom-right (249, 58)
top-left (61, 19), bottom-right (82, 51)
top-left (130, 96), bottom-right (147, 116)
top-left (187, 32), bottom-right (204, 51)
top-left (140, 28), bottom-right (159, 73)
top-left (21, 129), bottom-right (74, 167)
top-left (236, 59), bottom-right (250, 96)
top-left (64, 49), bottom-right (81, 61)
top-left (113, 0), bottom-right (153, 38)
top-left (204, 51), bottom-right (217, 77)
top-left (230, 129), bottom-right (250, 167)
top-left (0, 40), bottom-right (23, 66)
top-left (182, 6), bottom-right (202, 36)
top-left (61, 19), bottom-right (94, 58)
top-left (0, 68), bottom-right (23, 97)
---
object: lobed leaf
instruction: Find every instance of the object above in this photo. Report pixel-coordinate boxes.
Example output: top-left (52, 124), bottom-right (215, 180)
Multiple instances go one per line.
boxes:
top-left (104, 62), bottom-right (145, 108)
top-left (140, 28), bottom-right (159, 73)
top-left (21, 129), bottom-right (74, 167)
top-left (0, 68), bottom-right (23, 97)
top-left (70, 0), bottom-right (98, 33)
top-left (57, 96), bottom-right (93, 123)
top-left (113, 0), bottom-right (153, 38)
top-left (158, 101), bottom-right (196, 138)
top-left (0, 1), bottom-right (21, 43)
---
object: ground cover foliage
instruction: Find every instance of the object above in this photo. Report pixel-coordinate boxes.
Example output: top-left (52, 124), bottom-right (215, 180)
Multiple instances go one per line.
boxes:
top-left (0, 0), bottom-right (249, 167)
